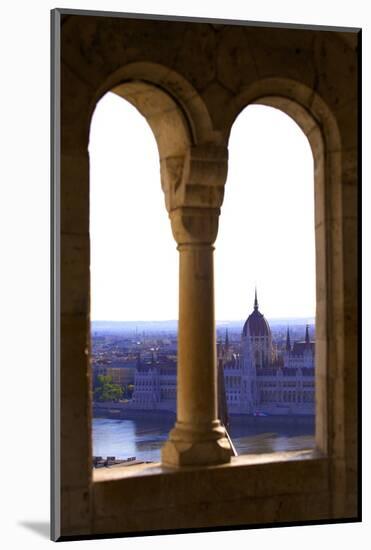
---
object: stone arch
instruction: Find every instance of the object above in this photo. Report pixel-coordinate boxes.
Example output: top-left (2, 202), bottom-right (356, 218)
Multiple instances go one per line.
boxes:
top-left (87, 62), bottom-right (221, 213)
top-left (88, 62), bottom-right (227, 212)
top-left (84, 62), bottom-right (232, 468)
top-left (90, 62), bottom-right (216, 146)
top-left (60, 56), bottom-right (231, 502)
top-left (222, 78), bottom-right (344, 456)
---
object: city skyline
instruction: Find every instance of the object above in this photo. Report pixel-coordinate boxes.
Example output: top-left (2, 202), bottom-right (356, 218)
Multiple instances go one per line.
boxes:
top-left (92, 294), bottom-right (316, 418)
top-left (91, 316), bottom-right (315, 324)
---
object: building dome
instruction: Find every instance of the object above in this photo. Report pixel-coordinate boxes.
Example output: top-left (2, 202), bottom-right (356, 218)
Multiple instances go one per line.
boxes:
top-left (242, 290), bottom-right (271, 338)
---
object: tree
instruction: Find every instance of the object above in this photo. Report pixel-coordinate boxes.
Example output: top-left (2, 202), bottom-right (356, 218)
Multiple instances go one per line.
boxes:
top-left (94, 375), bottom-right (123, 402)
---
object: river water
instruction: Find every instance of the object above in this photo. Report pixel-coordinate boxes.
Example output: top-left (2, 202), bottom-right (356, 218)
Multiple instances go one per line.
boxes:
top-left (92, 415), bottom-right (315, 462)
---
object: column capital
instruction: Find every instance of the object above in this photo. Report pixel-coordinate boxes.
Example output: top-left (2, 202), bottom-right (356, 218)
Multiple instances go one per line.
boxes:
top-left (161, 144), bottom-right (228, 213)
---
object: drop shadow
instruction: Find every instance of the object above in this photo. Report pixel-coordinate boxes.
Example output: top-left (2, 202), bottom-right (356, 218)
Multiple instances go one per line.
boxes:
top-left (18, 521), bottom-right (50, 539)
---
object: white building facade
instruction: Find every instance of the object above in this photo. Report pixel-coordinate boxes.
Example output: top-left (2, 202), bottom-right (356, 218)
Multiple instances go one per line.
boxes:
top-left (223, 291), bottom-right (315, 415)
top-left (131, 356), bottom-right (177, 412)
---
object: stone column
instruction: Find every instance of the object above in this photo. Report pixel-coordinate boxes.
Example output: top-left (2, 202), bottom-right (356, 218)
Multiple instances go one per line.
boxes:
top-left (161, 207), bottom-right (233, 467)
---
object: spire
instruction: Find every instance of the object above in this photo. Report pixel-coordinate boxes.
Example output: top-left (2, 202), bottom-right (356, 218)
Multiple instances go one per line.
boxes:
top-left (225, 328), bottom-right (229, 350)
top-left (254, 287), bottom-right (259, 311)
top-left (305, 324), bottom-right (310, 344)
top-left (286, 326), bottom-right (291, 351)
top-left (216, 340), bottom-right (222, 360)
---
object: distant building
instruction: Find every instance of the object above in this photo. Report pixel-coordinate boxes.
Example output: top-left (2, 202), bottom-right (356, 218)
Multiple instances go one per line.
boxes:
top-left (131, 354), bottom-right (177, 411)
top-left (222, 290), bottom-right (315, 415)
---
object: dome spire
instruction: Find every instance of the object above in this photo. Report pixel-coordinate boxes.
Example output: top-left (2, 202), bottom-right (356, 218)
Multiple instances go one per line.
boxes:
top-left (242, 288), bottom-right (271, 339)
top-left (305, 324), bottom-right (310, 344)
top-left (254, 287), bottom-right (259, 311)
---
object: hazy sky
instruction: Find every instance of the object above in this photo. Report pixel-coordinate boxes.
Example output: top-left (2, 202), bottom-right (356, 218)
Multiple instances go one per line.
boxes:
top-left (89, 93), bottom-right (315, 321)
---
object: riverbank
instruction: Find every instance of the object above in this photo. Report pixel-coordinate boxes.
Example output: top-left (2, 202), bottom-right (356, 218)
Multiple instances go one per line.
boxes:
top-left (93, 405), bottom-right (176, 421)
top-left (93, 402), bottom-right (314, 423)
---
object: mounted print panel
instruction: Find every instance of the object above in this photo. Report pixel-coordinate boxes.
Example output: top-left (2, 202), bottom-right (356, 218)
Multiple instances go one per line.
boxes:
top-left (51, 8), bottom-right (360, 541)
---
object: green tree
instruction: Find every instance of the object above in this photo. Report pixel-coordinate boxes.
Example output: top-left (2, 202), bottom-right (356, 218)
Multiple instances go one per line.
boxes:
top-left (94, 375), bottom-right (123, 402)
top-left (121, 383), bottom-right (134, 399)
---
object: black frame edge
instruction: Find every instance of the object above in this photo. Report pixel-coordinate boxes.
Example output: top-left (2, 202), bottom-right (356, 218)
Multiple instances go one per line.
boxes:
top-left (56, 7), bottom-right (361, 33)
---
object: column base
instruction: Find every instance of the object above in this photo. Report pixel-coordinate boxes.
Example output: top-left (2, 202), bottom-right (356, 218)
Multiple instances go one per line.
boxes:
top-left (161, 420), bottom-right (233, 467)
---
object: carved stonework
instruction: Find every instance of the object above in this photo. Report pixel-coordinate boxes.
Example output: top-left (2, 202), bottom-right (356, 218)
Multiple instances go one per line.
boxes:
top-left (161, 144), bottom-right (228, 213)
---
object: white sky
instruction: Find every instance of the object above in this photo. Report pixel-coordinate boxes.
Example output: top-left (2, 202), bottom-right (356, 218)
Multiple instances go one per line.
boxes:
top-left (89, 92), bottom-right (315, 322)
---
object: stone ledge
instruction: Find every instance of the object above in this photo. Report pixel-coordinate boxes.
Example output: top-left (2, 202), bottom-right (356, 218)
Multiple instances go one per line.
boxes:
top-left (91, 450), bottom-right (331, 533)
top-left (93, 448), bottom-right (321, 482)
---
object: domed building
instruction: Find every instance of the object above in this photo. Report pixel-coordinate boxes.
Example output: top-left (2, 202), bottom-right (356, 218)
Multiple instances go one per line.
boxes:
top-left (127, 289), bottom-right (315, 416)
top-left (242, 289), bottom-right (273, 368)
top-left (222, 289), bottom-right (315, 415)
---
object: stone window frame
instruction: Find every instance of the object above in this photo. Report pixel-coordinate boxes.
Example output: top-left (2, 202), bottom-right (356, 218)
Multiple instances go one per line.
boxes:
top-left (52, 10), bottom-right (359, 540)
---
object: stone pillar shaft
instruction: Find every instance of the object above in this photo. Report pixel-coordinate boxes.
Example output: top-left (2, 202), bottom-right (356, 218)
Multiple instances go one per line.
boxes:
top-left (161, 207), bottom-right (233, 467)
top-left (177, 243), bottom-right (217, 425)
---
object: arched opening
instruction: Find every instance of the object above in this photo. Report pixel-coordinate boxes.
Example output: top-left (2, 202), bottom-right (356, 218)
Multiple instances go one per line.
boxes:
top-left (216, 103), bottom-right (316, 455)
top-left (87, 70), bottom-right (234, 470)
top-left (88, 88), bottom-right (183, 466)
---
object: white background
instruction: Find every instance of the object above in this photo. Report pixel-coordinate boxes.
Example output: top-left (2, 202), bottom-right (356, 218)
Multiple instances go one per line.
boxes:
top-left (0, 1), bottom-right (368, 548)
top-left (89, 94), bottom-right (316, 322)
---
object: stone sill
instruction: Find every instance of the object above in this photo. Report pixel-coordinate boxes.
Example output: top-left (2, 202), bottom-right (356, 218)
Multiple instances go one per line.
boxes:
top-left (93, 448), bottom-right (322, 483)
